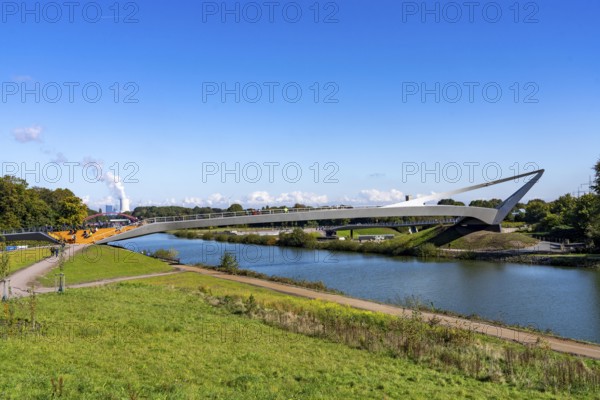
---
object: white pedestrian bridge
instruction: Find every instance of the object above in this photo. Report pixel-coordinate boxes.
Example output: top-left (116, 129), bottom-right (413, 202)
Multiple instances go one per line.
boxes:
top-left (0, 169), bottom-right (544, 245)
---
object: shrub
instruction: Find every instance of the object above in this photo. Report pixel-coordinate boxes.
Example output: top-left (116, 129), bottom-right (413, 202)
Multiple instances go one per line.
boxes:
top-left (150, 248), bottom-right (179, 261)
top-left (219, 252), bottom-right (239, 273)
top-left (417, 243), bottom-right (438, 258)
top-left (278, 228), bottom-right (317, 248)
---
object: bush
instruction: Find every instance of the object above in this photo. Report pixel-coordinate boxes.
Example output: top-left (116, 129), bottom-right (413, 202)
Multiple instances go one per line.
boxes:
top-left (219, 252), bottom-right (239, 273)
top-left (417, 243), bottom-right (438, 258)
top-left (214, 234), bottom-right (229, 242)
top-left (150, 248), bottom-right (179, 261)
top-left (278, 228), bottom-right (317, 248)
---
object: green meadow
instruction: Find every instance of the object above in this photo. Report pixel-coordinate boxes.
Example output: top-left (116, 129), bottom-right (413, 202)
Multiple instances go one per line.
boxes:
top-left (5, 248), bottom-right (52, 274)
top-left (36, 245), bottom-right (174, 287)
top-left (0, 275), bottom-right (584, 399)
top-left (1, 247), bottom-right (598, 398)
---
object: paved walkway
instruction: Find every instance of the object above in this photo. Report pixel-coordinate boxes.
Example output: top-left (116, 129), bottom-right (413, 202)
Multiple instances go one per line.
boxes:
top-left (31, 271), bottom-right (183, 294)
top-left (9, 244), bottom-right (87, 297)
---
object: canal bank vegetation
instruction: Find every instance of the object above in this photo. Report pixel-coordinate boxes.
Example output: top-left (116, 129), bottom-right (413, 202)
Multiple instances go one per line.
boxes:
top-left (4, 272), bottom-right (594, 398)
top-left (174, 223), bottom-right (600, 268)
top-left (173, 226), bottom-right (570, 264)
top-left (120, 273), bottom-right (600, 396)
top-left (440, 252), bottom-right (600, 268)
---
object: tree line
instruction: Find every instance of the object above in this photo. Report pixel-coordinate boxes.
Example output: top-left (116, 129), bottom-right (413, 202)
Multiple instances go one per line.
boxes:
top-left (0, 176), bottom-right (88, 230)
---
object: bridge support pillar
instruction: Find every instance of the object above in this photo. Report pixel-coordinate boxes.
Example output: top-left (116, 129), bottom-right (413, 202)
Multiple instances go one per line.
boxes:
top-left (350, 229), bottom-right (354, 239)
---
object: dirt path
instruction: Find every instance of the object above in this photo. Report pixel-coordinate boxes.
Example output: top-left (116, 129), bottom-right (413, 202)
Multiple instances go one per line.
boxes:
top-left (176, 265), bottom-right (600, 360)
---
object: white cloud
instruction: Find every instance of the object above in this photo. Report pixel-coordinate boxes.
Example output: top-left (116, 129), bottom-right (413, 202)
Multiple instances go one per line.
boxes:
top-left (206, 193), bottom-right (230, 206)
top-left (245, 191), bottom-right (274, 205)
top-left (13, 125), bottom-right (43, 143)
top-left (122, 191), bottom-right (330, 210)
top-left (275, 191), bottom-right (329, 205)
top-left (358, 189), bottom-right (405, 203)
top-left (244, 191), bottom-right (328, 206)
top-left (86, 188), bottom-right (411, 212)
top-left (180, 193), bottom-right (232, 207)
top-left (182, 197), bottom-right (204, 206)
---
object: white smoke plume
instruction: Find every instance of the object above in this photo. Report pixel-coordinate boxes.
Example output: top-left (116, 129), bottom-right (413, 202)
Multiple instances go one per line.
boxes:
top-left (104, 171), bottom-right (131, 212)
top-left (29, 134), bottom-right (133, 211)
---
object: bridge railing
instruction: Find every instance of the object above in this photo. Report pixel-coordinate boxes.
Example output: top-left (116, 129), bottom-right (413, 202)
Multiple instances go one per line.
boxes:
top-left (1, 206), bottom-right (463, 236)
top-left (0, 226), bottom-right (55, 236)
top-left (142, 205), bottom-right (379, 225)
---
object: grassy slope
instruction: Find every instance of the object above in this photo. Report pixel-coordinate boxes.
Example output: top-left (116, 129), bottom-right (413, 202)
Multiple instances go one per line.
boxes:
top-left (131, 273), bottom-right (600, 397)
top-left (444, 231), bottom-right (539, 251)
top-left (7, 248), bottom-right (51, 274)
top-left (36, 245), bottom-right (173, 287)
top-left (390, 226), bottom-right (444, 247)
top-left (336, 226), bottom-right (539, 252)
top-left (0, 274), bottom-right (568, 399)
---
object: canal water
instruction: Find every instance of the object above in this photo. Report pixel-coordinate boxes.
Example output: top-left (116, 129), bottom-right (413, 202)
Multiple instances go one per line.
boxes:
top-left (111, 233), bottom-right (600, 343)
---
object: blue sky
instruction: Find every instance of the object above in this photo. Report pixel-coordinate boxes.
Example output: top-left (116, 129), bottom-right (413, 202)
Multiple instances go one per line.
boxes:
top-left (1, 0), bottom-right (598, 210)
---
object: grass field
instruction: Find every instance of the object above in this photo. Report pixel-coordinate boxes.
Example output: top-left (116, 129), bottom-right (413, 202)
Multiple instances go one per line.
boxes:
top-left (1, 271), bottom-right (591, 399)
top-left (36, 245), bottom-right (174, 287)
top-left (5, 248), bottom-right (52, 274)
top-left (336, 227), bottom-right (402, 238)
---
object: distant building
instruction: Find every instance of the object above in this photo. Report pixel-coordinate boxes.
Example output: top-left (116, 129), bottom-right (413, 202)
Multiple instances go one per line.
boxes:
top-left (105, 205), bottom-right (114, 213)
